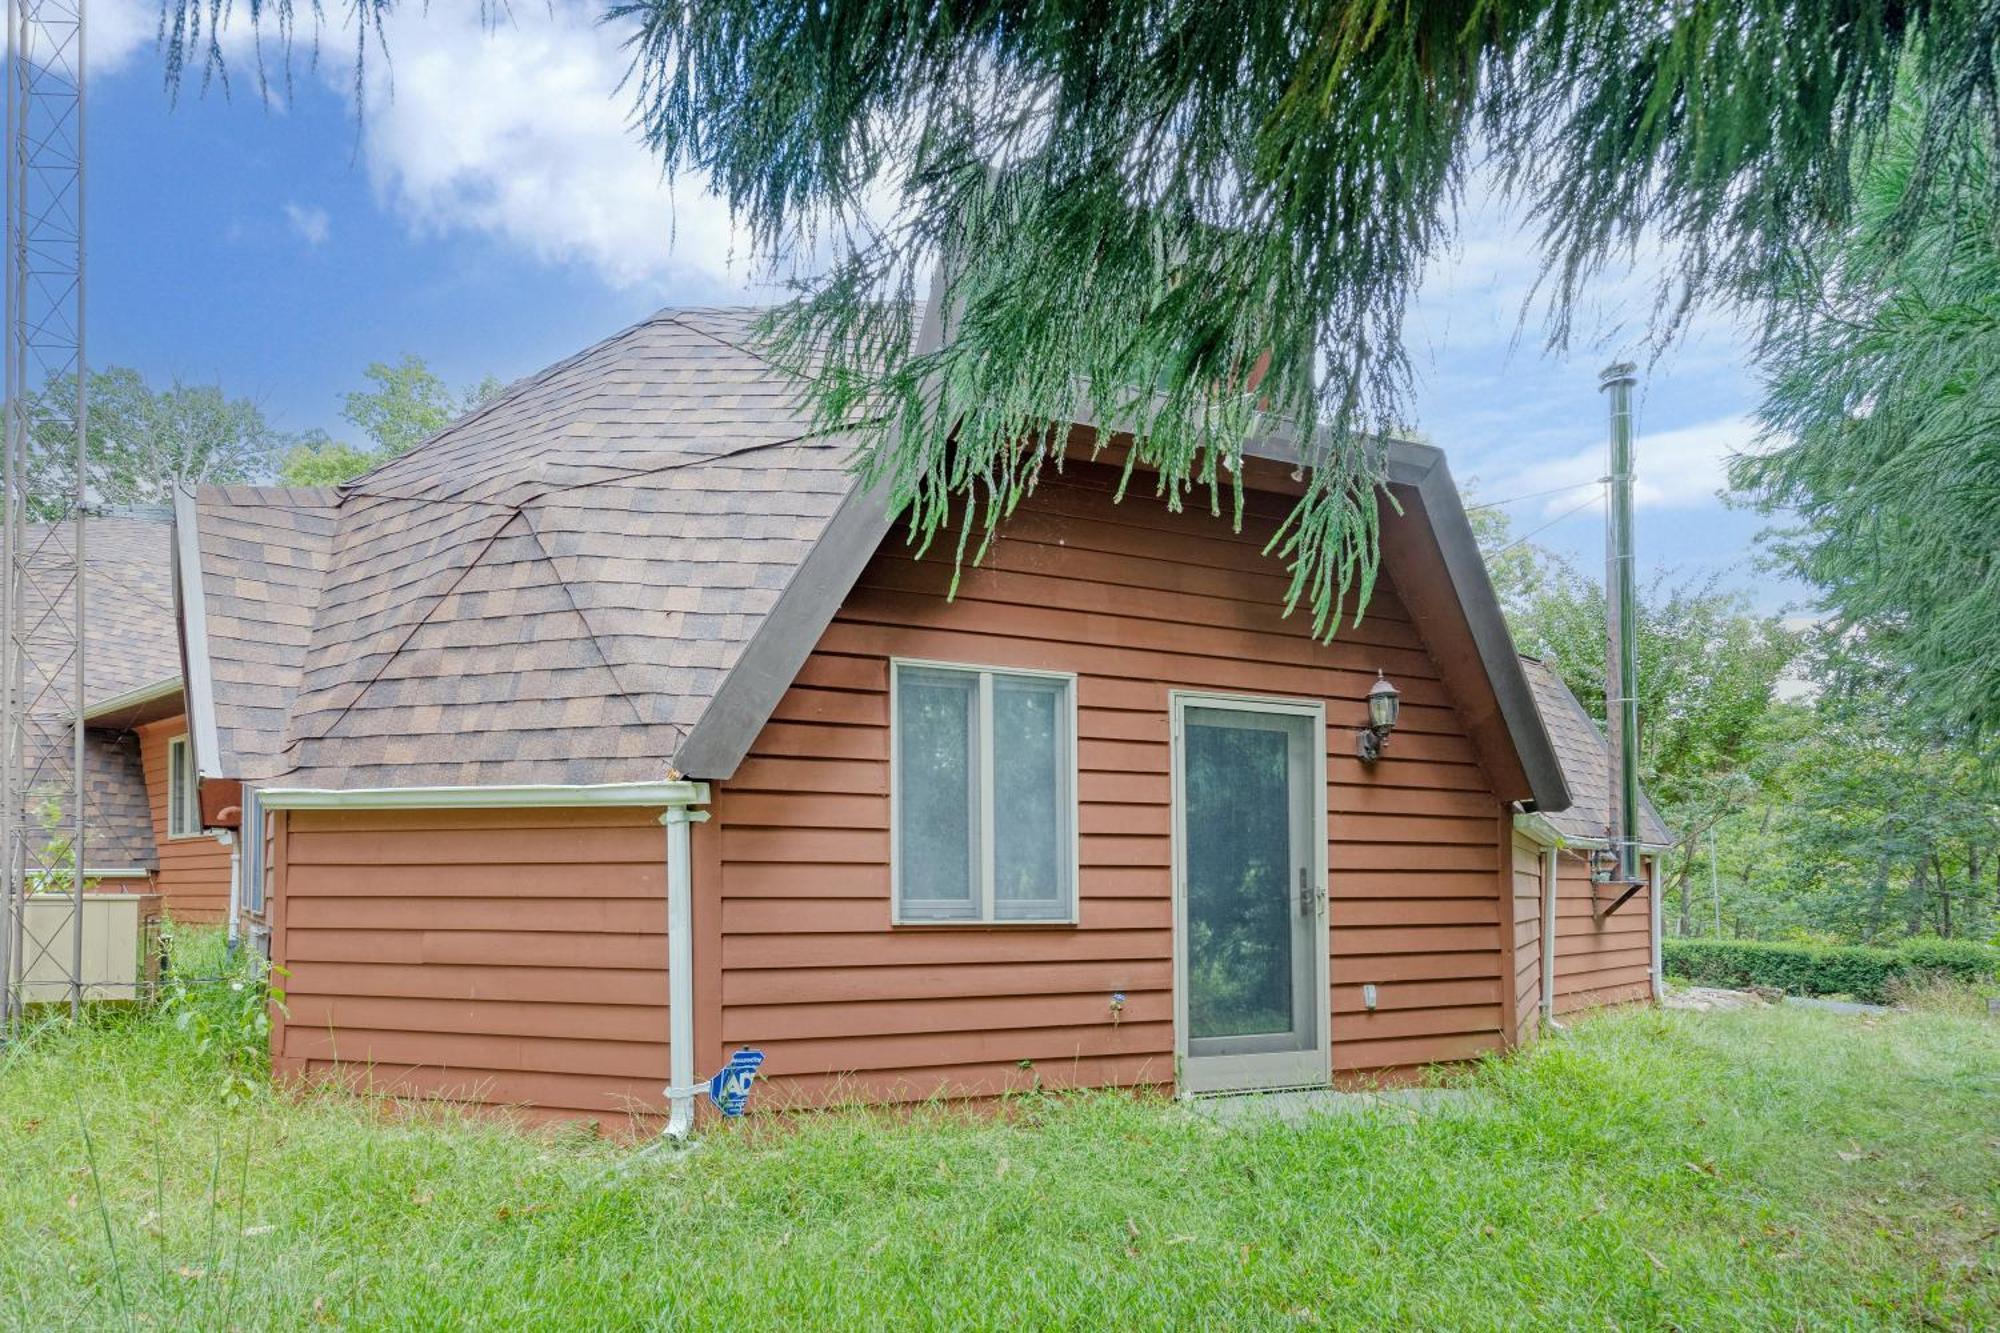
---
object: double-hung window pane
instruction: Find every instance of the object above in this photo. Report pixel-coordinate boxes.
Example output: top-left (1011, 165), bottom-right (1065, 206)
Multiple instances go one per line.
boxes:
top-left (167, 736), bottom-right (198, 838)
top-left (895, 668), bottom-right (980, 920)
top-left (992, 675), bottom-right (1069, 919)
top-left (895, 663), bottom-right (1074, 923)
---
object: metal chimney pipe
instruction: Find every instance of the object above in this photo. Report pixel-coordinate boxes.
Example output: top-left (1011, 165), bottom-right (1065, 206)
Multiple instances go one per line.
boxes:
top-left (1600, 363), bottom-right (1641, 883)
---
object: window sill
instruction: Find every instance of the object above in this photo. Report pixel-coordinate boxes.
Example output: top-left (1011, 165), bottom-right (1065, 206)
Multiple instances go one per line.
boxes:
top-left (891, 917), bottom-right (1080, 930)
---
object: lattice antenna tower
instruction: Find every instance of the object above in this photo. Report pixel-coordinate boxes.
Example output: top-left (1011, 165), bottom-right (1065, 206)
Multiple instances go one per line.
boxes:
top-left (0, 0), bottom-right (87, 1028)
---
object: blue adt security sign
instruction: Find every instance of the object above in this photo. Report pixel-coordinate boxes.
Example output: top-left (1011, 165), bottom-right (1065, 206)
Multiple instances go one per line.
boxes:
top-left (707, 1048), bottom-right (765, 1117)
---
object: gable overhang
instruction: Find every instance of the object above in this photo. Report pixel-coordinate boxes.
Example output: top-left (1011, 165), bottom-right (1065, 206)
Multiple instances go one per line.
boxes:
top-left (78, 674), bottom-right (184, 730)
top-left (1366, 439), bottom-right (1568, 810)
top-left (674, 416), bottom-right (1571, 813)
top-left (171, 486), bottom-right (227, 781)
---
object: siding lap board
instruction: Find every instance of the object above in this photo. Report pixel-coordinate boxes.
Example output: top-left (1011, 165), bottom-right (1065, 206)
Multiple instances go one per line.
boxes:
top-left (272, 806), bottom-right (672, 1121)
top-left (715, 465), bottom-right (1512, 1105)
top-left (1551, 852), bottom-right (1655, 1014)
top-left (138, 714), bottom-right (232, 922)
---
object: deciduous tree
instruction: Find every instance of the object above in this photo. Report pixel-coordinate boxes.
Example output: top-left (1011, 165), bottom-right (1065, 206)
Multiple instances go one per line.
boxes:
top-left (19, 367), bottom-right (283, 518)
top-left (275, 357), bottom-right (500, 486)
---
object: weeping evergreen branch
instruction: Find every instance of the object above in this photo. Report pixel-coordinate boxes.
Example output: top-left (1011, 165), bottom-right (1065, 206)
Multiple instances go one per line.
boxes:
top-left (162, 0), bottom-right (2000, 639)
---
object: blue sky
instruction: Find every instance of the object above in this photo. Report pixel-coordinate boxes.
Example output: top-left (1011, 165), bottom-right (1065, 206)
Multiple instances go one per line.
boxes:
top-left (90, 1), bottom-right (1794, 612)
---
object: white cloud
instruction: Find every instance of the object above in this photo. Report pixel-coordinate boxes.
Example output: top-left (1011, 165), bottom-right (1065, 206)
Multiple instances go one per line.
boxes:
top-left (95, 0), bottom-right (751, 293)
top-left (284, 202), bottom-right (330, 247)
top-left (89, 0), bottom-right (261, 76)
top-left (343, 2), bottom-right (754, 294)
top-left (1491, 412), bottom-right (1761, 516)
top-left (90, 0), bottom-right (156, 72)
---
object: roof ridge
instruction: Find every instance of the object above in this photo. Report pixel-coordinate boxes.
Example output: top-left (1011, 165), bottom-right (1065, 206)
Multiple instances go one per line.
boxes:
top-left (662, 307), bottom-right (788, 371)
top-left (333, 306), bottom-right (724, 497)
top-left (516, 506), bottom-right (655, 735)
top-left (285, 506), bottom-right (521, 748)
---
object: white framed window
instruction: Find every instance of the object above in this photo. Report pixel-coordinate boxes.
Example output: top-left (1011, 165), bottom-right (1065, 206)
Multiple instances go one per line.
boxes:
top-left (166, 735), bottom-right (200, 838)
top-left (891, 659), bottom-right (1078, 924)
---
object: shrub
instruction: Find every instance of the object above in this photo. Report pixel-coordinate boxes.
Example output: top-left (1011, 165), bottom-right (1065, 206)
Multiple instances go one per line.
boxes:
top-left (1663, 937), bottom-right (1999, 1004)
top-left (155, 923), bottom-right (284, 1100)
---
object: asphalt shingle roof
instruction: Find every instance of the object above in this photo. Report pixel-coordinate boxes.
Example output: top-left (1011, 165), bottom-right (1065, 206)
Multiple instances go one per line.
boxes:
top-left (191, 308), bottom-right (856, 788)
top-left (17, 514), bottom-right (178, 869)
top-left (187, 305), bottom-right (1582, 803)
top-left (1518, 655), bottom-right (1672, 846)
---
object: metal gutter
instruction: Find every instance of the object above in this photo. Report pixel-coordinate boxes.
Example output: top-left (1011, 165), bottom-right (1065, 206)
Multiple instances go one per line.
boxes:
top-left (171, 487), bottom-right (225, 778)
top-left (258, 780), bottom-right (711, 810)
top-left (1512, 813), bottom-right (1669, 854)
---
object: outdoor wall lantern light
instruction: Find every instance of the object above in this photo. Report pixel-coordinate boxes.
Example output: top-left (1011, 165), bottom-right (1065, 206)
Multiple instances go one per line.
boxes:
top-left (1358, 671), bottom-right (1401, 762)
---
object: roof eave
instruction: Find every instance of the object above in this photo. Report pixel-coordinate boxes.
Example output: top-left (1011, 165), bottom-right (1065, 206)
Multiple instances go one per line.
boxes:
top-left (259, 779), bottom-right (711, 811)
top-left (78, 673), bottom-right (183, 725)
top-left (1513, 811), bottom-right (1670, 853)
top-left (171, 486), bottom-right (227, 778)
top-left (676, 421), bottom-right (1573, 808)
top-left (1387, 441), bottom-right (1571, 814)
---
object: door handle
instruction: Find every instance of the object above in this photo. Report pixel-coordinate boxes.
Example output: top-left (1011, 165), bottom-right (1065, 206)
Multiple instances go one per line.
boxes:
top-left (1298, 867), bottom-right (1325, 917)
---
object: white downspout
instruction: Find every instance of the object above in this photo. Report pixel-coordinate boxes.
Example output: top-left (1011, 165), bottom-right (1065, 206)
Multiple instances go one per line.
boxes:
top-left (1649, 853), bottom-right (1665, 1001)
top-left (660, 802), bottom-right (710, 1140)
top-left (1540, 844), bottom-right (1564, 1032)
top-left (216, 830), bottom-right (241, 951)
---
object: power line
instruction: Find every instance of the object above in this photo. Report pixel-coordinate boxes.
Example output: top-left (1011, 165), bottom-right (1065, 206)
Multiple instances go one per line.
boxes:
top-left (1491, 485), bottom-right (1605, 557)
top-left (1465, 476), bottom-right (1609, 512)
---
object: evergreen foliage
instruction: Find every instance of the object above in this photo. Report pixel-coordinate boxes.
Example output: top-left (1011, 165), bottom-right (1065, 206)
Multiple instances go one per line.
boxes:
top-left (162, 0), bottom-right (2000, 636)
top-left (1736, 79), bottom-right (2000, 737)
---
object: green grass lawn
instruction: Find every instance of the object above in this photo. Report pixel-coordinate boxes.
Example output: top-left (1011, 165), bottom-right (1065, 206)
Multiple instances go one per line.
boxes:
top-left (2, 954), bottom-right (1996, 1329)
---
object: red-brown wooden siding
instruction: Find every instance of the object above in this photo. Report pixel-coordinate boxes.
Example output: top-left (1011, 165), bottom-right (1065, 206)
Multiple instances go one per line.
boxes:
top-left (712, 464), bottom-right (1515, 1106)
top-left (1551, 850), bottom-right (1655, 1014)
top-left (1509, 832), bottom-right (1545, 1044)
top-left (269, 807), bottom-right (673, 1123)
top-left (137, 714), bottom-right (231, 922)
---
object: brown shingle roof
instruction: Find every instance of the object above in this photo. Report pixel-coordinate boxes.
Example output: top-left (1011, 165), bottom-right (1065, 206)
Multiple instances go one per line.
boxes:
top-left (1518, 655), bottom-right (1672, 846)
top-left (17, 513), bottom-right (178, 869)
top-left (184, 305), bottom-right (1574, 807)
top-left (190, 486), bottom-right (342, 780)
top-left (187, 308), bottom-right (855, 788)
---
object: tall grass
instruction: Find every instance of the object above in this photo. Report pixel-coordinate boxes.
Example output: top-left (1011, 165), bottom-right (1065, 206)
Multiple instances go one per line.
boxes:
top-left (1, 956), bottom-right (1995, 1328)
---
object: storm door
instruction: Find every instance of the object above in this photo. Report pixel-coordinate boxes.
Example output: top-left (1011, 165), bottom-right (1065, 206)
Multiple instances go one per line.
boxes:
top-left (1172, 695), bottom-right (1328, 1094)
